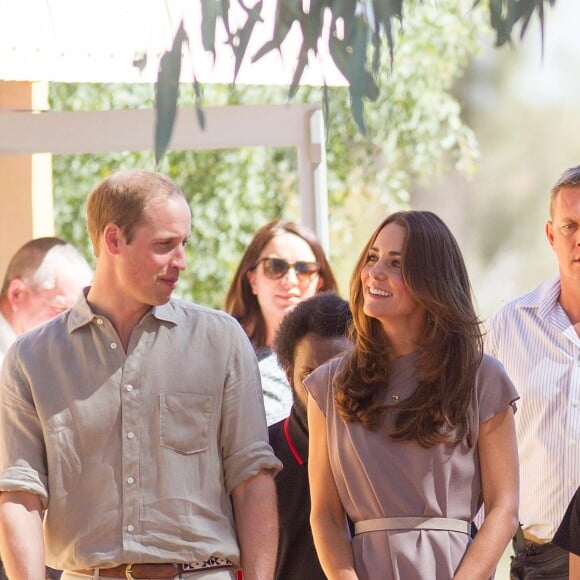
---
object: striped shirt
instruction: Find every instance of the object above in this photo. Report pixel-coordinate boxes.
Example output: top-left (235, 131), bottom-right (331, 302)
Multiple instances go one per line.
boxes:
top-left (486, 276), bottom-right (580, 540)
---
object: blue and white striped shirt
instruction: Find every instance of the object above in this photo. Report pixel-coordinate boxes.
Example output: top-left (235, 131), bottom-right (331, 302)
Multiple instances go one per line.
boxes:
top-left (486, 276), bottom-right (580, 540)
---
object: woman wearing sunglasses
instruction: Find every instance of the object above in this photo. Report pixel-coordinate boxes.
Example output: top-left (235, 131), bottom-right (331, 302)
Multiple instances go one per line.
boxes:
top-left (305, 211), bottom-right (519, 579)
top-left (225, 219), bottom-right (338, 425)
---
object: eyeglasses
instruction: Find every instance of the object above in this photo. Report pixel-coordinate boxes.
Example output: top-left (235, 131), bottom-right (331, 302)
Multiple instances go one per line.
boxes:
top-left (253, 257), bottom-right (320, 281)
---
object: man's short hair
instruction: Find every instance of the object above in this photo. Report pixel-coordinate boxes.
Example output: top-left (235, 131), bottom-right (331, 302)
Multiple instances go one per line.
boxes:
top-left (550, 165), bottom-right (580, 218)
top-left (86, 169), bottom-right (186, 256)
top-left (274, 292), bottom-right (352, 373)
top-left (1, 237), bottom-right (89, 296)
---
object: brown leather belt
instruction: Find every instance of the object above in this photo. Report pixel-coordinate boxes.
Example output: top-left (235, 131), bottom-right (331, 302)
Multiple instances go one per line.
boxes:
top-left (76, 562), bottom-right (233, 579)
top-left (523, 530), bottom-right (552, 545)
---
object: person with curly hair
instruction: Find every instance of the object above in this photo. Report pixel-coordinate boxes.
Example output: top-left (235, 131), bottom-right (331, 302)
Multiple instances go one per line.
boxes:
top-left (306, 210), bottom-right (519, 579)
top-left (269, 292), bottom-right (351, 579)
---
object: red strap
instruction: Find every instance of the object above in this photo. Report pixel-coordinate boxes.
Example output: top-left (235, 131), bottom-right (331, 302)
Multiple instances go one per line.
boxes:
top-left (283, 416), bottom-right (304, 465)
top-left (236, 569), bottom-right (244, 580)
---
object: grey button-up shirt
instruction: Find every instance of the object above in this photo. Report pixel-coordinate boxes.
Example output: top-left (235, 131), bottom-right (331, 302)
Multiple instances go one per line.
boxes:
top-left (0, 293), bottom-right (281, 570)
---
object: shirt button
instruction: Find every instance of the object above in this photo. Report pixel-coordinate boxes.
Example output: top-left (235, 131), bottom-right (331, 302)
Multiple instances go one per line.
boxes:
top-left (96, 318), bottom-right (104, 326)
top-left (126, 384), bottom-right (133, 392)
top-left (571, 440), bottom-right (577, 446)
top-left (127, 477), bottom-right (135, 484)
top-left (127, 524), bottom-right (134, 532)
top-left (110, 342), bottom-right (118, 350)
top-left (127, 431), bottom-right (135, 439)
top-left (573, 400), bottom-right (580, 408)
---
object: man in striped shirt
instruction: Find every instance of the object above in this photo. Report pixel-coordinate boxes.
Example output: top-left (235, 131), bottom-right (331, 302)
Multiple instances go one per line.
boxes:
top-left (487, 165), bottom-right (580, 579)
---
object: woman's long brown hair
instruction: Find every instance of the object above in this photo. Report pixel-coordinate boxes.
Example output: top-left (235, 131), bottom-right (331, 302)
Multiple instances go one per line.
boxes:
top-left (335, 211), bottom-right (483, 448)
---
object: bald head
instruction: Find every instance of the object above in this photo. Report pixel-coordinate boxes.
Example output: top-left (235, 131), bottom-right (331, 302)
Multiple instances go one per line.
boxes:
top-left (0, 237), bottom-right (93, 334)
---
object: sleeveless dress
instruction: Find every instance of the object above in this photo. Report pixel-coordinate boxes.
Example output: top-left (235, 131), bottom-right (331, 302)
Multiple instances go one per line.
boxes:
top-left (305, 352), bottom-right (518, 580)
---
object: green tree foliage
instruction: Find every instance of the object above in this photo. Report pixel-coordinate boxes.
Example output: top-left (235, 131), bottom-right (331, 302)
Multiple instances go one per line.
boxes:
top-left (51, 0), bottom-right (486, 308)
top-left (154, 0), bottom-right (556, 161)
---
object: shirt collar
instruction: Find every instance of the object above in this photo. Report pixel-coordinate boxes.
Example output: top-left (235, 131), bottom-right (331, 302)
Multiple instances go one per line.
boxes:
top-left (517, 276), bottom-right (561, 320)
top-left (67, 288), bottom-right (183, 333)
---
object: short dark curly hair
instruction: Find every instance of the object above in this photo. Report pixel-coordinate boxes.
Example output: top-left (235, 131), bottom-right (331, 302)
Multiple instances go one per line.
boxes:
top-left (274, 292), bottom-right (352, 373)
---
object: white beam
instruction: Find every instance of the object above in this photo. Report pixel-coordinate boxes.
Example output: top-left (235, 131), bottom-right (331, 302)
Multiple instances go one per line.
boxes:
top-left (0, 103), bottom-right (330, 250)
top-left (0, 104), bottom-right (321, 155)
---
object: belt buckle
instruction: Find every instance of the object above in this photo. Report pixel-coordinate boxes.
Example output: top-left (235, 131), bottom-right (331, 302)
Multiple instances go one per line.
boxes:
top-left (124, 564), bottom-right (136, 580)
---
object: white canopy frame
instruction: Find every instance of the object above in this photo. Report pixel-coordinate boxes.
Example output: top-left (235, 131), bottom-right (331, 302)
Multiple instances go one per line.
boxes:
top-left (0, 102), bottom-right (329, 256)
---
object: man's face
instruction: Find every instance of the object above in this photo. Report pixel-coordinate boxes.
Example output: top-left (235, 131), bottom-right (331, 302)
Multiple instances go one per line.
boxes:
top-left (114, 195), bottom-right (191, 309)
top-left (290, 332), bottom-right (351, 419)
top-left (16, 266), bottom-right (87, 334)
top-left (546, 186), bottom-right (580, 284)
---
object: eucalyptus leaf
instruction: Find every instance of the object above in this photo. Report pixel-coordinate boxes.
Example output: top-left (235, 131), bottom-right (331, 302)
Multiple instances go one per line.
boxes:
top-left (350, 92), bottom-right (367, 135)
top-left (155, 21), bottom-right (188, 166)
top-left (201, 0), bottom-right (221, 57)
top-left (220, 0), bottom-right (232, 37)
top-left (300, 0), bottom-right (324, 52)
top-left (252, 0), bottom-right (301, 62)
top-left (288, 50), bottom-right (308, 99)
top-left (476, 0), bottom-right (554, 46)
top-left (193, 77), bottom-right (206, 130)
top-left (231, 1), bottom-right (263, 82)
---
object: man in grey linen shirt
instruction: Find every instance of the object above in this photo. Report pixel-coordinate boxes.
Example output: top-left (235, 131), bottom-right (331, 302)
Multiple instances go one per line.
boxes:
top-left (0, 169), bottom-right (282, 580)
top-left (487, 165), bottom-right (580, 579)
top-left (0, 236), bottom-right (92, 366)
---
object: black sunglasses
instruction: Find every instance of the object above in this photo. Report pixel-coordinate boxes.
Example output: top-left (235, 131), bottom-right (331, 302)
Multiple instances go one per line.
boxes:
top-left (253, 257), bottom-right (320, 281)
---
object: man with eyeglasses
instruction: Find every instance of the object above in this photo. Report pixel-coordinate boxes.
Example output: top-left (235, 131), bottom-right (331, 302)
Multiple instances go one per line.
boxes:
top-left (0, 237), bottom-right (93, 367)
top-left (0, 236), bottom-right (92, 580)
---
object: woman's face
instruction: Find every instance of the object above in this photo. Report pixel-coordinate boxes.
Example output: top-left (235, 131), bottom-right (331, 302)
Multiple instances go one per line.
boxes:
top-left (360, 222), bottom-right (425, 343)
top-left (248, 232), bottom-right (323, 344)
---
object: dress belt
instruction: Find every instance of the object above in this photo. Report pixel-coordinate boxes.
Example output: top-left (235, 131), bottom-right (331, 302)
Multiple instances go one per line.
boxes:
top-left (75, 561), bottom-right (234, 579)
top-left (354, 516), bottom-right (471, 535)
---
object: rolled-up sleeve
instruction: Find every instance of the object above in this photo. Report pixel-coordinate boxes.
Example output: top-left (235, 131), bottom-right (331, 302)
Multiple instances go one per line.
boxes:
top-left (0, 341), bottom-right (48, 506)
top-left (220, 322), bottom-right (282, 493)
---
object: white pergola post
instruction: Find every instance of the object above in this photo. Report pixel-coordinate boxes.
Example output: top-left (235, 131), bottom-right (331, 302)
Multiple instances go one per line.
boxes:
top-left (297, 109), bottom-right (329, 255)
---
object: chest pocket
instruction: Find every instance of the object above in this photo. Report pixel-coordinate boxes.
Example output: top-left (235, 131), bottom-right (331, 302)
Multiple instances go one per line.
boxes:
top-left (159, 392), bottom-right (213, 454)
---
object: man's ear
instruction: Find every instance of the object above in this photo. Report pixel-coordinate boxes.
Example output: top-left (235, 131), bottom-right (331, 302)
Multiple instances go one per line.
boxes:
top-left (6, 278), bottom-right (29, 311)
top-left (284, 365), bottom-right (293, 386)
top-left (102, 224), bottom-right (123, 255)
top-left (545, 220), bottom-right (555, 249)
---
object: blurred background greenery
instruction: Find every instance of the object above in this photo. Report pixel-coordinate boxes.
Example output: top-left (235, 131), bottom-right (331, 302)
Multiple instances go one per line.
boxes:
top-left (50, 0), bottom-right (578, 329)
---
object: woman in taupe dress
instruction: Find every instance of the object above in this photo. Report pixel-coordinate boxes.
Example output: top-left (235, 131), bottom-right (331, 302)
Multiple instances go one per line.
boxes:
top-left (306, 211), bottom-right (519, 579)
